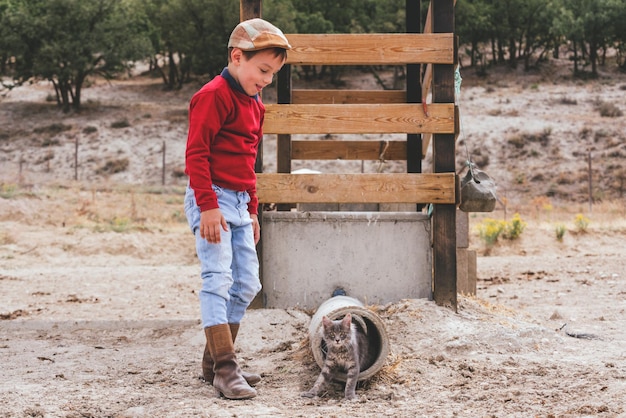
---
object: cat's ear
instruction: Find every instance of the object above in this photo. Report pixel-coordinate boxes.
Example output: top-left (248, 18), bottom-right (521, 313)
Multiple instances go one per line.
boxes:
top-left (322, 316), bottom-right (332, 327)
top-left (342, 313), bottom-right (352, 326)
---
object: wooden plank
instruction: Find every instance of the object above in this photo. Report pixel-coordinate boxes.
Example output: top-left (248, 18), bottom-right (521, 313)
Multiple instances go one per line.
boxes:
top-left (292, 89), bottom-right (406, 104)
top-left (256, 173), bottom-right (455, 204)
top-left (263, 103), bottom-right (455, 134)
top-left (291, 140), bottom-right (407, 160)
top-left (285, 33), bottom-right (454, 65)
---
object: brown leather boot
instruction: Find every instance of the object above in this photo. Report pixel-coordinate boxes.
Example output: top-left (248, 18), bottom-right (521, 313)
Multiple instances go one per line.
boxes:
top-left (201, 336), bottom-right (213, 382)
top-left (202, 325), bottom-right (261, 386)
top-left (205, 324), bottom-right (256, 399)
top-left (229, 323), bottom-right (262, 385)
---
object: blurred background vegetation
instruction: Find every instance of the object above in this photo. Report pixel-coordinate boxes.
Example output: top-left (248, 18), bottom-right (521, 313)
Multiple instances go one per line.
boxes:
top-left (1, 0), bottom-right (625, 111)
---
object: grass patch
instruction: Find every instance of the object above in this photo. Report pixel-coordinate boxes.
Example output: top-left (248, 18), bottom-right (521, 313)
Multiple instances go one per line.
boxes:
top-left (41, 138), bottom-right (60, 147)
top-left (555, 223), bottom-right (566, 242)
top-left (558, 96), bottom-right (577, 105)
top-left (506, 128), bottom-right (552, 150)
top-left (595, 100), bottom-right (623, 117)
top-left (96, 158), bottom-right (129, 175)
top-left (0, 230), bottom-right (16, 245)
top-left (82, 126), bottom-right (98, 134)
top-left (111, 119), bottom-right (131, 129)
top-left (33, 123), bottom-right (72, 135)
top-left (0, 183), bottom-right (19, 199)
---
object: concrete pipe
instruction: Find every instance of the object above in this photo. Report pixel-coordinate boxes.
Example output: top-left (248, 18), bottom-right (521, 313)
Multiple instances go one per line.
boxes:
top-left (308, 295), bottom-right (390, 382)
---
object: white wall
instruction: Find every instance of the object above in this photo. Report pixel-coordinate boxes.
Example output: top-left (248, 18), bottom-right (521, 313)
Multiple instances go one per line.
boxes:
top-left (261, 211), bottom-right (432, 309)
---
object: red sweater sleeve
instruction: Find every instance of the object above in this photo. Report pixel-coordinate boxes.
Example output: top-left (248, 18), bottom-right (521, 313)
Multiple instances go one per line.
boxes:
top-left (185, 85), bottom-right (228, 212)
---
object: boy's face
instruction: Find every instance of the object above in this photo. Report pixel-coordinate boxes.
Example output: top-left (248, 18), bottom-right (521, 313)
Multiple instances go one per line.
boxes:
top-left (229, 48), bottom-right (286, 96)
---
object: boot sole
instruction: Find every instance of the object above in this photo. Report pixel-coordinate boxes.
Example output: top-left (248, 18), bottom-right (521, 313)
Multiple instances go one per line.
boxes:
top-left (214, 387), bottom-right (257, 400)
top-left (201, 373), bottom-right (261, 386)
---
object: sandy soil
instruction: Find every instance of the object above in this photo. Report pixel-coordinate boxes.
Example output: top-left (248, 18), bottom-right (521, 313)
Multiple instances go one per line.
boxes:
top-left (1, 62), bottom-right (626, 417)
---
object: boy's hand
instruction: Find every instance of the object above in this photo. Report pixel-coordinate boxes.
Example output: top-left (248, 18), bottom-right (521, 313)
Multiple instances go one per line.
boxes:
top-left (251, 214), bottom-right (260, 245)
top-left (200, 208), bottom-right (228, 243)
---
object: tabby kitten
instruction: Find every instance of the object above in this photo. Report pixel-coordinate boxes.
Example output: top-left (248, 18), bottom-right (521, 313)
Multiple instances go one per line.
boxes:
top-left (301, 313), bottom-right (372, 400)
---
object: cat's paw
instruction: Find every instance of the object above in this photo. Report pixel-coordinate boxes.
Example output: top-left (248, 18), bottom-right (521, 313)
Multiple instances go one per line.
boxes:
top-left (344, 393), bottom-right (357, 401)
top-left (301, 391), bottom-right (316, 398)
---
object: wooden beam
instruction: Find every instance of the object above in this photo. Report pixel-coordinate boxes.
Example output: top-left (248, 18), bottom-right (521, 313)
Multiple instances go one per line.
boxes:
top-left (263, 103), bottom-right (455, 135)
top-left (256, 173), bottom-right (455, 204)
top-left (292, 89), bottom-right (406, 104)
top-left (291, 140), bottom-right (407, 161)
top-left (285, 34), bottom-right (454, 65)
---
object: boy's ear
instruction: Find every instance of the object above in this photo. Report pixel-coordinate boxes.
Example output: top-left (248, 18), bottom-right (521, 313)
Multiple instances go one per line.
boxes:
top-left (231, 47), bottom-right (243, 64)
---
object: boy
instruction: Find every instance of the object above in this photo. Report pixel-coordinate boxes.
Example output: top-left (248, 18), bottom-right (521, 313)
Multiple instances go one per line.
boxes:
top-left (184, 18), bottom-right (290, 400)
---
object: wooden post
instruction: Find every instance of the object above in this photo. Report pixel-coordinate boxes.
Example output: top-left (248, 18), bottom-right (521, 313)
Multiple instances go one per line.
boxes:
top-left (587, 146), bottom-right (593, 213)
top-left (406, 0), bottom-right (422, 213)
top-left (240, 0), bottom-right (261, 21)
top-left (432, 0), bottom-right (457, 311)
top-left (19, 154), bottom-right (23, 184)
top-left (275, 64), bottom-right (293, 211)
top-left (162, 141), bottom-right (166, 186)
top-left (240, 0), bottom-right (264, 308)
top-left (276, 65), bottom-right (292, 176)
top-left (74, 137), bottom-right (78, 181)
top-left (242, 0), bottom-right (263, 174)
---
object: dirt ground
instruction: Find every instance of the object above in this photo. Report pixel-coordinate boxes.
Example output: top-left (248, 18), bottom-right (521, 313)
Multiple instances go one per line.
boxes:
top-left (1, 61), bottom-right (626, 417)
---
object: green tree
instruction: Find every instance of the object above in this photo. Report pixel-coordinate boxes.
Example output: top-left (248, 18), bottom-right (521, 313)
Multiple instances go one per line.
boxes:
top-left (557, 0), bottom-right (618, 76)
top-left (1, 0), bottom-right (152, 111)
top-left (517, 0), bottom-right (561, 70)
top-left (138, 0), bottom-right (238, 88)
top-left (579, 0), bottom-right (610, 75)
top-left (609, 0), bottom-right (626, 69)
top-left (264, 0), bottom-right (298, 34)
top-left (456, 0), bottom-right (494, 68)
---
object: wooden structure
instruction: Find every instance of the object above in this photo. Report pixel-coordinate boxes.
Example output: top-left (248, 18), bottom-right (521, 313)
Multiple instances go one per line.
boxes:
top-left (242, 0), bottom-right (459, 310)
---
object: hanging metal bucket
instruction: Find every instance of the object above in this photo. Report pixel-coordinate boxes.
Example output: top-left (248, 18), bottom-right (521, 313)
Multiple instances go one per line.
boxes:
top-left (308, 295), bottom-right (390, 382)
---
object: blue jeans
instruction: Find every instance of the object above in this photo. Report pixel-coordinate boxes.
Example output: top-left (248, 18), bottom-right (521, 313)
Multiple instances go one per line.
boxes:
top-left (184, 184), bottom-right (261, 328)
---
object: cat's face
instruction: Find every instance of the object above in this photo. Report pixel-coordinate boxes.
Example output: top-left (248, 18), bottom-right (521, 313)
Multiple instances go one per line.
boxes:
top-left (322, 314), bottom-right (352, 348)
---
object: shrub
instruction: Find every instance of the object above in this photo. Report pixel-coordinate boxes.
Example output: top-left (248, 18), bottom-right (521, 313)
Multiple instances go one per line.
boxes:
top-left (559, 96), bottom-right (577, 105)
top-left (595, 101), bottom-right (623, 117)
top-left (0, 230), bottom-right (16, 245)
top-left (96, 158), bottom-right (129, 175)
top-left (41, 138), bottom-right (60, 147)
top-left (476, 218), bottom-right (505, 247)
top-left (555, 223), bottom-right (566, 242)
top-left (476, 213), bottom-right (527, 248)
top-left (502, 213), bottom-right (526, 240)
top-left (111, 119), bottom-right (131, 129)
top-left (0, 183), bottom-right (18, 199)
top-left (109, 216), bottom-right (131, 233)
top-left (507, 135), bottom-right (525, 149)
top-left (33, 123), bottom-right (72, 135)
top-left (574, 213), bottom-right (590, 232)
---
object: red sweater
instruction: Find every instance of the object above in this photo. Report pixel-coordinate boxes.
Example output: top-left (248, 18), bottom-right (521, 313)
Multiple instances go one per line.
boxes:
top-left (185, 72), bottom-right (263, 215)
